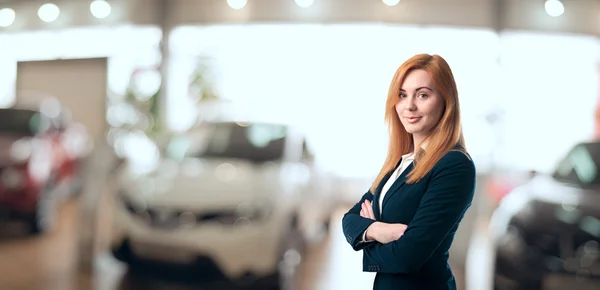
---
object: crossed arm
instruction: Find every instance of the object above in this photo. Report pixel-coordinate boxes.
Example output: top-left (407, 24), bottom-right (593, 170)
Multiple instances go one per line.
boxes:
top-left (341, 152), bottom-right (476, 274)
top-left (360, 200), bottom-right (408, 244)
top-left (341, 192), bottom-right (408, 251)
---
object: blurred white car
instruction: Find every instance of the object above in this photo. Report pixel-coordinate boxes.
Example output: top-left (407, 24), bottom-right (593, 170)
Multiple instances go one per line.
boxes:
top-left (109, 120), bottom-right (334, 288)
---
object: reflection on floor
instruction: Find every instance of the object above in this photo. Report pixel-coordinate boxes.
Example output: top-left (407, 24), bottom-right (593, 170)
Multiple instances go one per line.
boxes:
top-left (91, 208), bottom-right (379, 290)
top-left (2, 197), bottom-right (600, 290)
top-left (0, 199), bottom-right (466, 290)
top-left (0, 200), bottom-right (79, 290)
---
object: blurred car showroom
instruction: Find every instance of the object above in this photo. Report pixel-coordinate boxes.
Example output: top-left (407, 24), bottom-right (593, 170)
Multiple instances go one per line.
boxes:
top-left (0, 0), bottom-right (600, 290)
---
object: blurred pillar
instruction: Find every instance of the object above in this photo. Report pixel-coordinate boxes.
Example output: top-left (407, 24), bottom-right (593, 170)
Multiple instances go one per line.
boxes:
top-left (157, 0), bottom-right (172, 131)
top-left (477, 0), bottom-right (507, 220)
top-left (492, 0), bottom-right (505, 34)
top-left (75, 139), bottom-right (120, 290)
top-left (595, 65), bottom-right (600, 139)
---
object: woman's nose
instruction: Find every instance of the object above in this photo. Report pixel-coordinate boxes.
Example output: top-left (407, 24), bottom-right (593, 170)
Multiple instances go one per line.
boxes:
top-left (405, 98), bottom-right (417, 111)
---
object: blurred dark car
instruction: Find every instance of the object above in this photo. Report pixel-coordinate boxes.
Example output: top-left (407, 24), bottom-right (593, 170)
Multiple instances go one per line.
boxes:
top-left (490, 141), bottom-right (600, 290)
top-left (0, 108), bottom-right (68, 234)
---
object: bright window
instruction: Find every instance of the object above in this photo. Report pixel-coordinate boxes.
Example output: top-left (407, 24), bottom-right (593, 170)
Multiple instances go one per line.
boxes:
top-left (169, 24), bottom-right (500, 178)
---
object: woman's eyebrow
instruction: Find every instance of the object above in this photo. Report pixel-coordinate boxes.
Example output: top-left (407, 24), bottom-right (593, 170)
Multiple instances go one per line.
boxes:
top-left (399, 86), bottom-right (433, 92)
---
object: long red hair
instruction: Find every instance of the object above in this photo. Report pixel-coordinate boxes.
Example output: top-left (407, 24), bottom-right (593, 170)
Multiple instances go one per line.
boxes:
top-left (370, 54), bottom-right (465, 193)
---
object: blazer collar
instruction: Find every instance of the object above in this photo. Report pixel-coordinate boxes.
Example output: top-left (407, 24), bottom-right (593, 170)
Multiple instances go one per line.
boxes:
top-left (375, 143), bottom-right (464, 216)
top-left (380, 161), bottom-right (414, 211)
top-left (373, 169), bottom-right (394, 219)
top-left (373, 154), bottom-right (414, 218)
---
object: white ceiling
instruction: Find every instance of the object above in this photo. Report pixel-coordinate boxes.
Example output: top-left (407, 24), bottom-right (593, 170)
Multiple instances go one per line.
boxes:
top-left (0, 0), bottom-right (598, 35)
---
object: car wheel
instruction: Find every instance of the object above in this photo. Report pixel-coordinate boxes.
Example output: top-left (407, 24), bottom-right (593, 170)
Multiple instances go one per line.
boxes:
top-left (495, 279), bottom-right (543, 290)
top-left (111, 239), bottom-right (132, 263)
top-left (518, 280), bottom-right (543, 290)
top-left (274, 225), bottom-right (305, 290)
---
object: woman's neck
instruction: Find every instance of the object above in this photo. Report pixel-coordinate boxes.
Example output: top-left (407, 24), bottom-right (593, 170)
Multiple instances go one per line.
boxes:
top-left (412, 135), bottom-right (427, 151)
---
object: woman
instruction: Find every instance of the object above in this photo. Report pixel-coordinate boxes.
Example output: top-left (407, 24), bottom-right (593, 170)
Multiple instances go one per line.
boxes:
top-left (341, 54), bottom-right (476, 290)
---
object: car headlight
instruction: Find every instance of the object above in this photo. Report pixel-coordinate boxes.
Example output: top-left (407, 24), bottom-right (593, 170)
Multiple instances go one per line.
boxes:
top-left (117, 191), bottom-right (274, 228)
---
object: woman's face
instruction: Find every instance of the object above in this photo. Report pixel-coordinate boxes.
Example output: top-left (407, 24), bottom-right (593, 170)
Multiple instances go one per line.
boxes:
top-left (395, 69), bottom-right (444, 143)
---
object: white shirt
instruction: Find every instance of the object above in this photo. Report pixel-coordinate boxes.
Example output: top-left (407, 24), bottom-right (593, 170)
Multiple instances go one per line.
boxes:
top-left (378, 151), bottom-right (415, 210)
top-left (361, 151), bottom-right (415, 242)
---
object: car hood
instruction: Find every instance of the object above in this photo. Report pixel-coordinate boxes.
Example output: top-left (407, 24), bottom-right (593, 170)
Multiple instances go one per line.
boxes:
top-left (527, 175), bottom-right (600, 209)
top-left (118, 157), bottom-right (306, 210)
top-left (492, 174), bottom-right (600, 234)
top-left (491, 174), bottom-right (600, 235)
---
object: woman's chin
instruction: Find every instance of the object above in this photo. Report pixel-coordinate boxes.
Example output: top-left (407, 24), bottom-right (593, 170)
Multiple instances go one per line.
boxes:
top-left (403, 127), bottom-right (420, 135)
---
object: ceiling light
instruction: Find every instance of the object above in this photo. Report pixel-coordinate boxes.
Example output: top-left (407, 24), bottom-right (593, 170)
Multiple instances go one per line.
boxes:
top-left (382, 0), bottom-right (401, 6)
top-left (0, 8), bottom-right (15, 27)
top-left (227, 0), bottom-right (247, 10)
top-left (295, 0), bottom-right (314, 8)
top-left (544, 0), bottom-right (564, 17)
top-left (38, 3), bottom-right (60, 23)
top-left (90, 0), bottom-right (111, 19)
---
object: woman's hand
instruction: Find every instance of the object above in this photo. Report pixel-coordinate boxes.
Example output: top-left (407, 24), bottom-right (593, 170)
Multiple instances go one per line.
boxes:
top-left (366, 222), bottom-right (408, 244)
top-left (360, 200), bottom-right (375, 220)
top-left (359, 199), bottom-right (408, 244)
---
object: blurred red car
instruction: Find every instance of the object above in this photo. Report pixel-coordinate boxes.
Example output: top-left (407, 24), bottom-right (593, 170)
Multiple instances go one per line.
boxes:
top-left (0, 107), bottom-right (86, 234)
top-left (47, 104), bottom-right (91, 195)
top-left (17, 98), bottom-right (91, 196)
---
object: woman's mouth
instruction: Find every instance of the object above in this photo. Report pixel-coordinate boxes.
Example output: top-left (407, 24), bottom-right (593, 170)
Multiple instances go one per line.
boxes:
top-left (405, 116), bottom-right (422, 123)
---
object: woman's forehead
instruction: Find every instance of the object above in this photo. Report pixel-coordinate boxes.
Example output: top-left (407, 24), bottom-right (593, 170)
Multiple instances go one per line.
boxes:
top-left (401, 70), bottom-right (434, 90)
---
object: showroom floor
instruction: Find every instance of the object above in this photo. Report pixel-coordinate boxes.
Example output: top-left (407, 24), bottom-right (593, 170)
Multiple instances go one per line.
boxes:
top-left (0, 198), bottom-right (466, 290)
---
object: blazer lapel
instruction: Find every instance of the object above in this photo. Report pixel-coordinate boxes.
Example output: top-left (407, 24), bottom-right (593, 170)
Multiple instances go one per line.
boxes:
top-left (372, 158), bottom-right (403, 219)
top-left (381, 162), bottom-right (414, 211)
top-left (372, 170), bottom-right (393, 219)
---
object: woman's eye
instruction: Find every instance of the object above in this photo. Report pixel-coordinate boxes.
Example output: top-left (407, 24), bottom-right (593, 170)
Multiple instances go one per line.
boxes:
top-left (418, 93), bottom-right (428, 99)
top-left (399, 94), bottom-right (407, 98)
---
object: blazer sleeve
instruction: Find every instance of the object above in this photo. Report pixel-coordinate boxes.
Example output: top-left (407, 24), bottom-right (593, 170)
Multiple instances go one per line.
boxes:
top-left (342, 190), bottom-right (378, 251)
top-left (363, 151), bottom-right (476, 274)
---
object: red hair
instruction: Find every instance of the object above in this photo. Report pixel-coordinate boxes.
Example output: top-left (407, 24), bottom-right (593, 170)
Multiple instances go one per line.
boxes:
top-left (370, 54), bottom-right (465, 193)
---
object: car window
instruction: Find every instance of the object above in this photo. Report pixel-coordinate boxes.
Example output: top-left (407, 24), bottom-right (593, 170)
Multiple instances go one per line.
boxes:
top-left (0, 109), bottom-right (47, 136)
top-left (167, 122), bottom-right (287, 163)
top-left (553, 142), bottom-right (600, 186)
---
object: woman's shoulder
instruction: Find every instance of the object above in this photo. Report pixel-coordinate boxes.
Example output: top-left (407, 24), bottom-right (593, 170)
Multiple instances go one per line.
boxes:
top-left (434, 146), bottom-right (475, 171)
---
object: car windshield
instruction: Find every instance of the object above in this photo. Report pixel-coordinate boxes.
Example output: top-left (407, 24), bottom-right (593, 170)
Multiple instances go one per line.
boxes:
top-left (166, 122), bottom-right (287, 163)
top-left (553, 142), bottom-right (600, 186)
top-left (0, 109), bottom-right (44, 136)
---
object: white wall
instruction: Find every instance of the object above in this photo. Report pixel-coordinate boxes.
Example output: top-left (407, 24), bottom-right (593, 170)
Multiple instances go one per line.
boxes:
top-left (495, 31), bottom-right (600, 172)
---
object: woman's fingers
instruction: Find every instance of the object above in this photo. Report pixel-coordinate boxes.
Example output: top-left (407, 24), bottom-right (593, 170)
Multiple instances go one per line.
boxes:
top-left (359, 200), bottom-right (375, 220)
top-left (365, 200), bottom-right (376, 219)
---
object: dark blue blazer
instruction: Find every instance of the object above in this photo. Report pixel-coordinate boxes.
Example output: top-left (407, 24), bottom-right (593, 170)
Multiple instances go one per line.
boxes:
top-left (342, 147), bottom-right (476, 290)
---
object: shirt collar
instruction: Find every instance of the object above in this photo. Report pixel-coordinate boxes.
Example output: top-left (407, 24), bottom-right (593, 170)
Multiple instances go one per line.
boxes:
top-left (402, 151), bottom-right (415, 160)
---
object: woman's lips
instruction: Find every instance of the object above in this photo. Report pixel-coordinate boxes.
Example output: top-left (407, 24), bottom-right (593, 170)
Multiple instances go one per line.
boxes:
top-left (405, 116), bottom-right (422, 123)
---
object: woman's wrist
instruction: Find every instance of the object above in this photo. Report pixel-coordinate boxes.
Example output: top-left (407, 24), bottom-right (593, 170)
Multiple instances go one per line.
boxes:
top-left (366, 222), bottom-right (381, 241)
